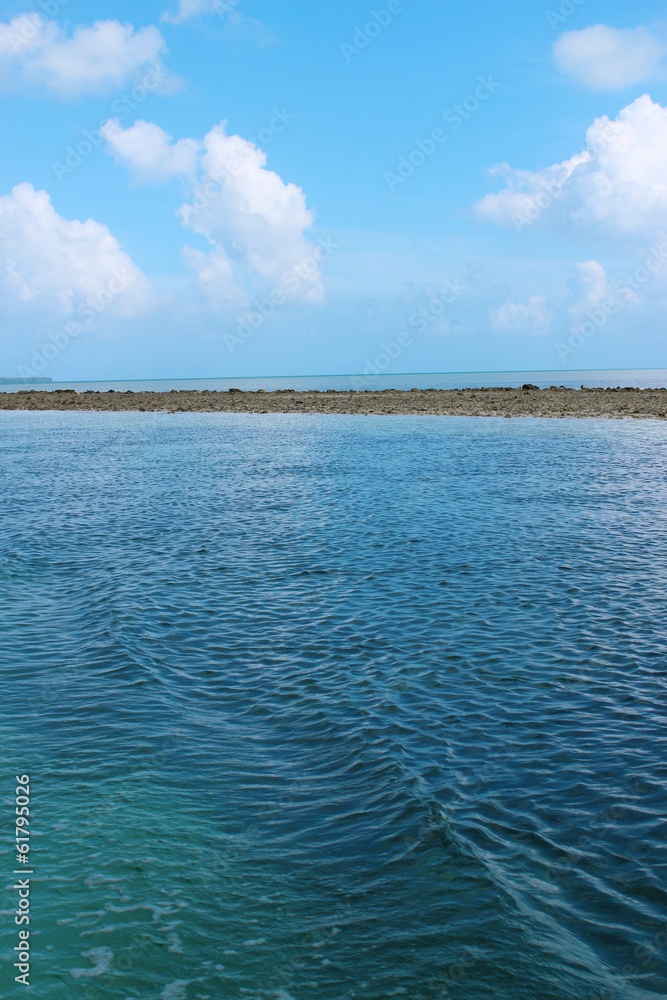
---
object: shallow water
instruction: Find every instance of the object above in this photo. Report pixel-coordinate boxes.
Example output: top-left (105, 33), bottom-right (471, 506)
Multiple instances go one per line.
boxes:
top-left (1, 413), bottom-right (666, 999)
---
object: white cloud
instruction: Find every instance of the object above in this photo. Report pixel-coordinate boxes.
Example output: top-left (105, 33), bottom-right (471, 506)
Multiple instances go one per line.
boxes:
top-left (475, 153), bottom-right (589, 230)
top-left (164, 0), bottom-right (206, 24)
top-left (475, 95), bottom-right (667, 240)
top-left (490, 295), bottom-right (552, 336)
top-left (0, 13), bottom-right (45, 56)
top-left (104, 119), bottom-right (201, 181)
top-left (161, 0), bottom-right (275, 46)
top-left (162, 0), bottom-right (223, 24)
top-left (104, 118), bottom-right (323, 303)
top-left (181, 245), bottom-right (240, 306)
top-left (0, 15), bottom-right (168, 96)
top-left (567, 260), bottom-right (622, 325)
top-left (0, 183), bottom-right (150, 317)
top-left (554, 24), bottom-right (665, 91)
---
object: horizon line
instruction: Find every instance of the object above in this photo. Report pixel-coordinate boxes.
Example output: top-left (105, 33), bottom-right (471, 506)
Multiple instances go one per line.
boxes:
top-left (10, 366), bottom-right (667, 386)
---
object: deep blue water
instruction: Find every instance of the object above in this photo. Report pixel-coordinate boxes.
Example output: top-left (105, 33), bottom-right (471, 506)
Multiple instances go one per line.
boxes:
top-left (1, 412), bottom-right (666, 1000)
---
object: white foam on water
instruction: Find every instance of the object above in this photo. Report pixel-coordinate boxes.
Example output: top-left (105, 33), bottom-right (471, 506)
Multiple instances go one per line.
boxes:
top-left (104, 900), bottom-right (179, 920)
top-left (70, 946), bottom-right (114, 979)
top-left (167, 931), bottom-right (184, 954)
top-left (161, 980), bottom-right (191, 999)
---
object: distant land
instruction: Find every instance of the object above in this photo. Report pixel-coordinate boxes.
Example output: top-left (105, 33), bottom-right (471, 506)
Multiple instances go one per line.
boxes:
top-left (0, 377), bottom-right (52, 384)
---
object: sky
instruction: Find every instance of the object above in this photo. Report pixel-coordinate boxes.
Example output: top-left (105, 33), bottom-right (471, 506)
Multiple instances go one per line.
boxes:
top-left (1, 0), bottom-right (667, 380)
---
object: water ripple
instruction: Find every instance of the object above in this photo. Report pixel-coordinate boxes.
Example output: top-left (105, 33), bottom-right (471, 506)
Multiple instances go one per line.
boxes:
top-left (1, 413), bottom-right (666, 999)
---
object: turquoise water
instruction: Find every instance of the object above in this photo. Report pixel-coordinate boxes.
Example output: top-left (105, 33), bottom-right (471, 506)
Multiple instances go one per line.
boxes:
top-left (1, 412), bottom-right (666, 999)
top-left (1, 367), bottom-right (666, 393)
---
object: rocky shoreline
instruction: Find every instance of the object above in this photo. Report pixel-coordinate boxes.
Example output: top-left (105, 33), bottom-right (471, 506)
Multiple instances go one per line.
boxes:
top-left (1, 386), bottom-right (667, 418)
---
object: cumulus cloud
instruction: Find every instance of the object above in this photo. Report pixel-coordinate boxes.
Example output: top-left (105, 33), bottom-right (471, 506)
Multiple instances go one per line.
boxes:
top-left (490, 295), bottom-right (552, 336)
top-left (475, 152), bottom-right (589, 230)
top-left (104, 119), bottom-right (201, 181)
top-left (0, 15), bottom-right (168, 96)
top-left (0, 182), bottom-right (150, 317)
top-left (554, 24), bottom-right (665, 91)
top-left (104, 118), bottom-right (323, 304)
top-left (475, 95), bottom-right (667, 240)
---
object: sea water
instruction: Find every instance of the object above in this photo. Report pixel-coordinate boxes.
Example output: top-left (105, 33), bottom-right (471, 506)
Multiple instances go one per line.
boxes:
top-left (0, 367), bottom-right (666, 393)
top-left (0, 412), bottom-right (666, 999)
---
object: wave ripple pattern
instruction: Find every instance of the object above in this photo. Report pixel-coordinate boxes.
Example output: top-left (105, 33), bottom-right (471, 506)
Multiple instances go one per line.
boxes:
top-left (1, 413), bottom-right (666, 1000)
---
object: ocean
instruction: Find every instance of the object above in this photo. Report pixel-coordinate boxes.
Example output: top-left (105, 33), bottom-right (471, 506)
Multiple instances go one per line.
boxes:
top-left (1, 411), bottom-right (666, 999)
top-left (1, 367), bottom-right (666, 393)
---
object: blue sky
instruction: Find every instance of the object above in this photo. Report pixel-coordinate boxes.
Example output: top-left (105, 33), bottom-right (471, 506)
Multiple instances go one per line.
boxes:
top-left (1, 0), bottom-right (667, 379)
